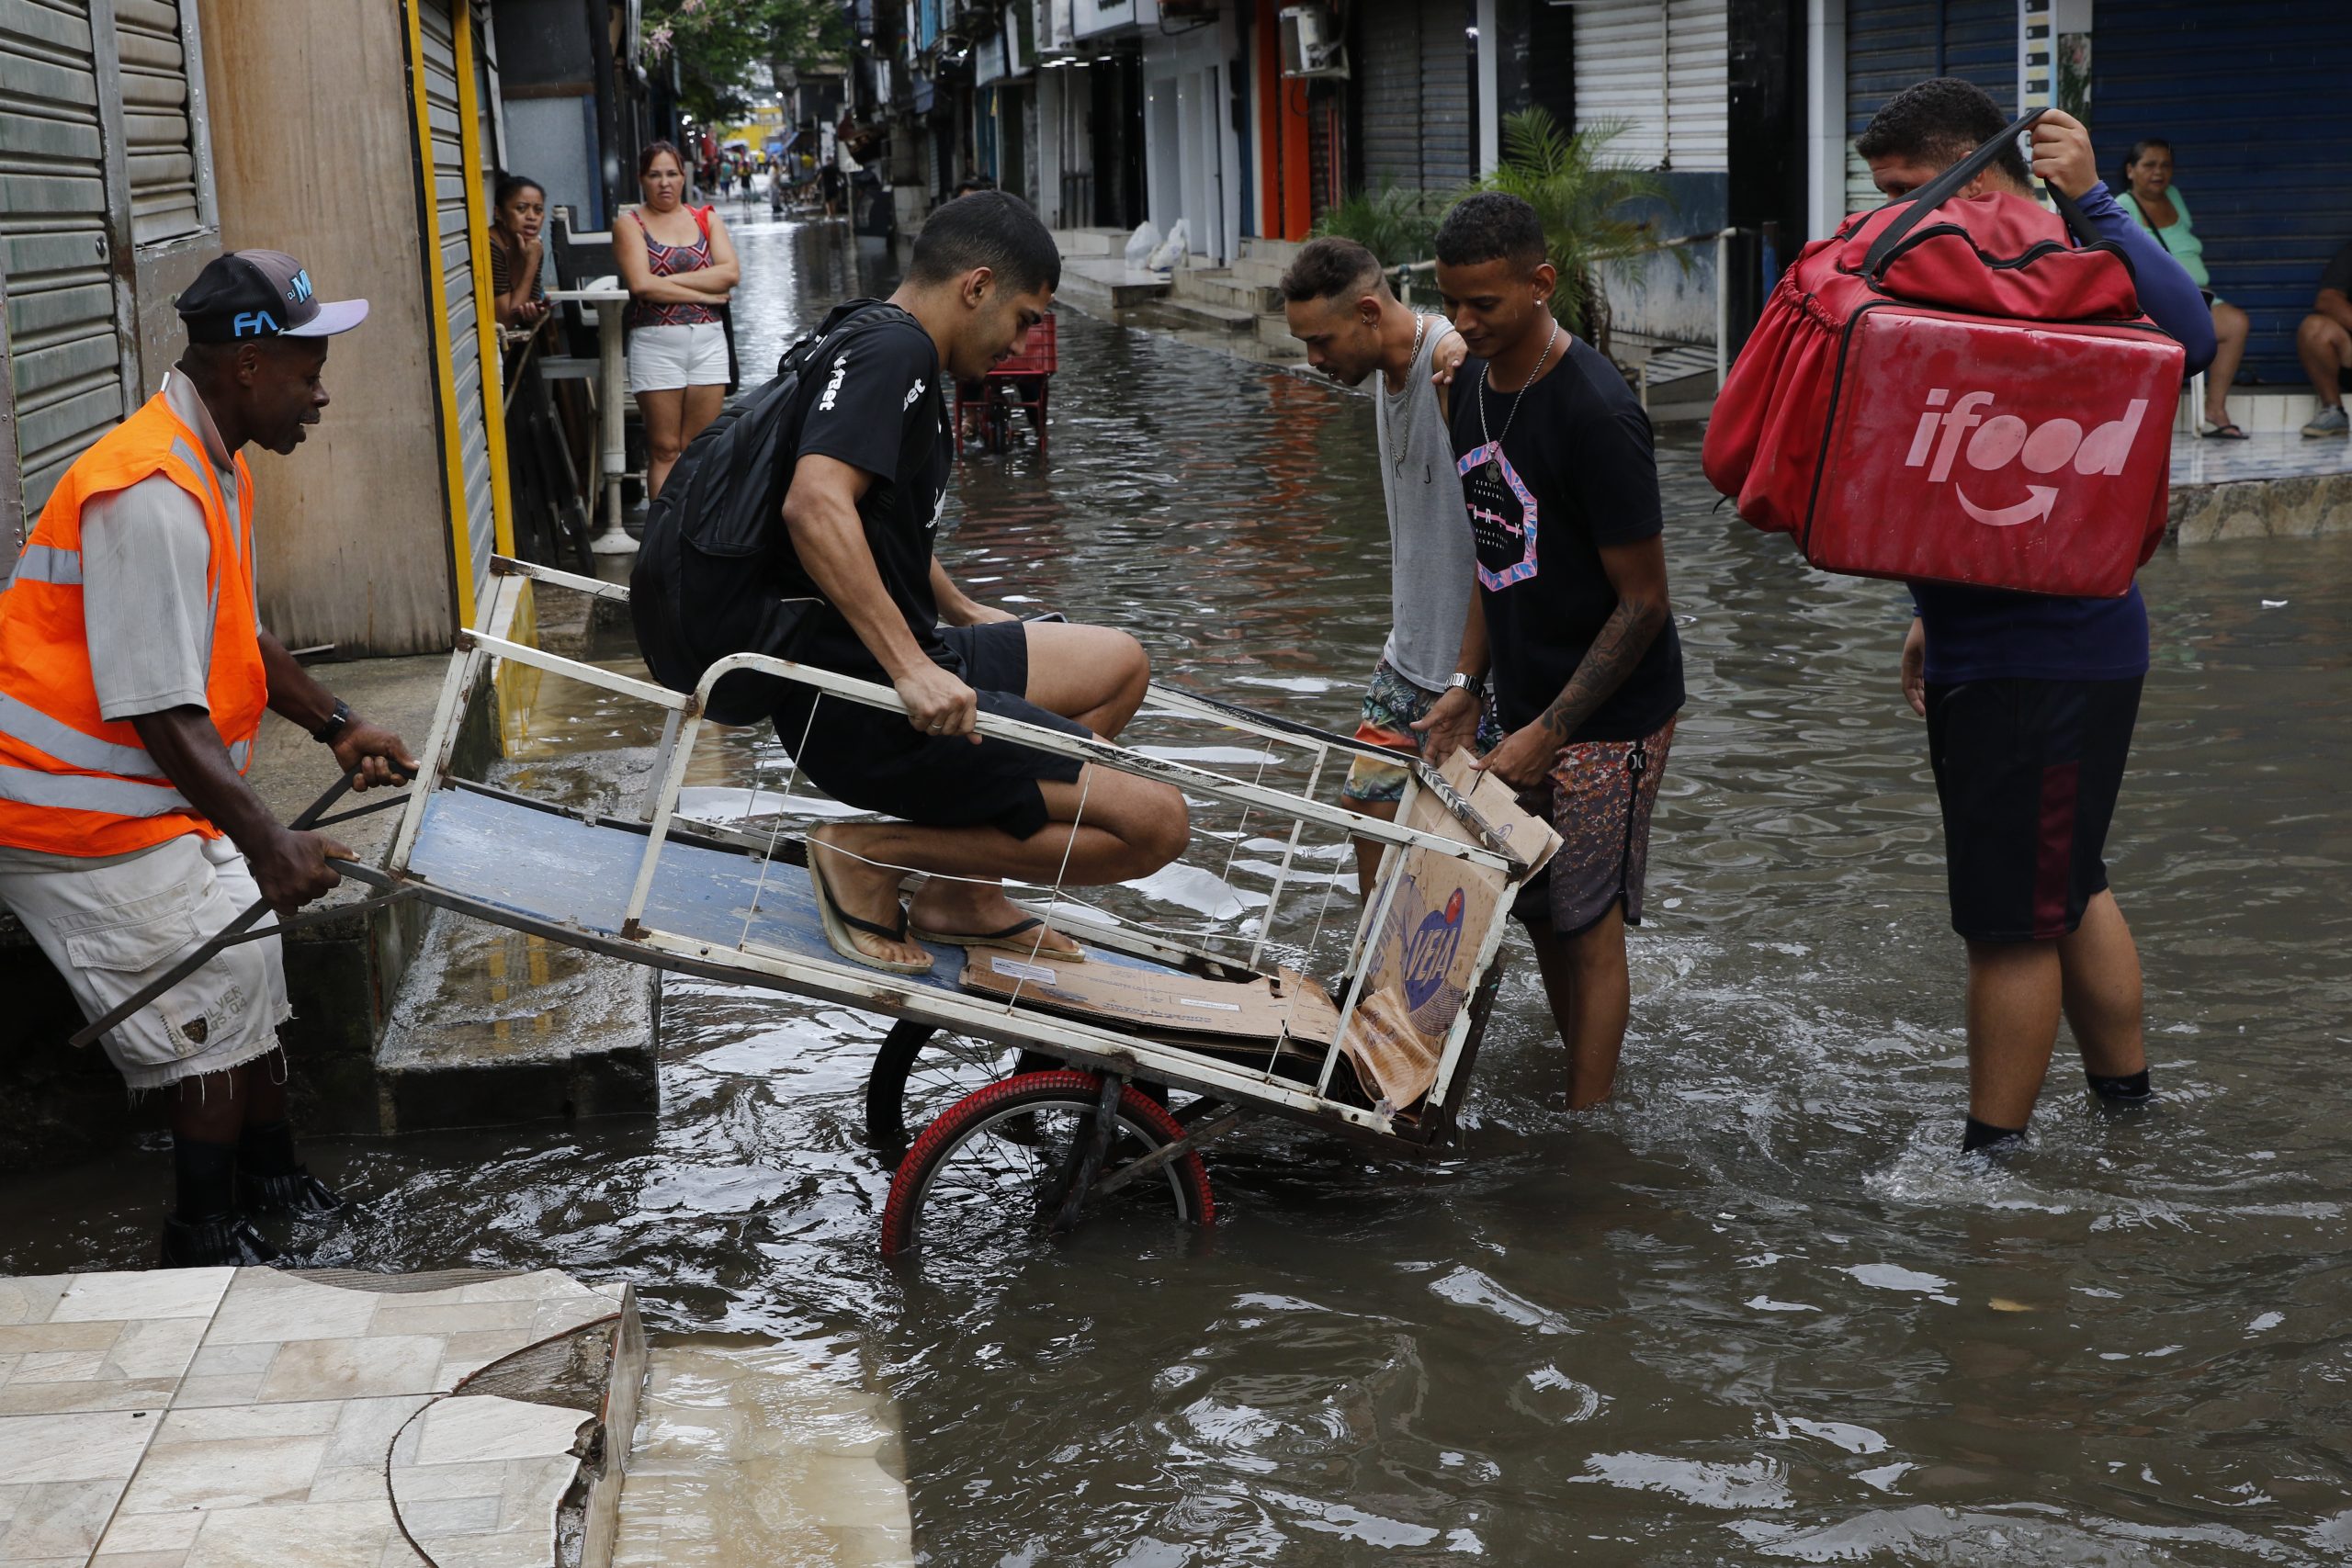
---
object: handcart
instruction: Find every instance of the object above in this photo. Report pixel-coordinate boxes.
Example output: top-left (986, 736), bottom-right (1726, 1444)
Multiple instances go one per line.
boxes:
top-left (117, 559), bottom-right (1556, 1260)
top-left (954, 310), bottom-right (1056, 457)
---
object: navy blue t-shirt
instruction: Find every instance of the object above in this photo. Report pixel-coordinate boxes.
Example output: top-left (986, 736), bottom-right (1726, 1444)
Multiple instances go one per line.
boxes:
top-left (1914, 180), bottom-right (2214, 685)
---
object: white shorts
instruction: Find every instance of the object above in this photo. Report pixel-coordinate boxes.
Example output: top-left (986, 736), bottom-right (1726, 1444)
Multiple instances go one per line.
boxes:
top-left (627, 321), bottom-right (729, 393)
top-left (0, 834), bottom-right (291, 1090)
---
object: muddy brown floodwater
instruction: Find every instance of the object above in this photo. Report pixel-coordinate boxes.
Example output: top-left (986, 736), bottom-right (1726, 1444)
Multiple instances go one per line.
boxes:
top-left (6, 214), bottom-right (2352, 1564)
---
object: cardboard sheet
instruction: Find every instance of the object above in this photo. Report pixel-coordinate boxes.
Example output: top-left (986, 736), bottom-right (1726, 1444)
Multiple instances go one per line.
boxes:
top-left (959, 952), bottom-right (1340, 1050)
top-left (1337, 750), bottom-right (1560, 1110)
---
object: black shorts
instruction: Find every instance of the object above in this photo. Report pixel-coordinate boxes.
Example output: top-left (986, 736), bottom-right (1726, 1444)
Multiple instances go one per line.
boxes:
top-left (1924, 676), bottom-right (2142, 943)
top-left (773, 621), bottom-right (1087, 840)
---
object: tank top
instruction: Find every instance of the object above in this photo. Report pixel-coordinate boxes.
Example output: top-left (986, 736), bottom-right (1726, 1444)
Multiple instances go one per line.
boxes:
top-left (626, 208), bottom-right (720, 329)
top-left (1373, 315), bottom-right (1475, 693)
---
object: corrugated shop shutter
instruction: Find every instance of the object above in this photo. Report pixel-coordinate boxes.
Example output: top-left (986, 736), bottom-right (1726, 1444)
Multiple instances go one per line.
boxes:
top-left (419, 0), bottom-right (496, 608)
top-left (1, 0), bottom-right (130, 519)
top-left (1843, 0), bottom-right (2016, 213)
top-left (2093, 5), bottom-right (2352, 387)
top-left (1355, 0), bottom-right (1423, 191)
top-left (1419, 0), bottom-right (1470, 188)
top-left (111, 0), bottom-right (203, 244)
top-left (1573, 0), bottom-right (1728, 171)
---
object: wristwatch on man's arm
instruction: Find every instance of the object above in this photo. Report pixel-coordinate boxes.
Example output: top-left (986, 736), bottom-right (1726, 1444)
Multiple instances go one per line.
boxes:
top-left (1446, 671), bottom-right (1485, 701)
top-left (310, 698), bottom-right (352, 745)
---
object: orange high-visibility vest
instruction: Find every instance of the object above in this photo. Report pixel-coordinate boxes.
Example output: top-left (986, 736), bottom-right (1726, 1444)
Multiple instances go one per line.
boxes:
top-left (0, 389), bottom-right (266, 856)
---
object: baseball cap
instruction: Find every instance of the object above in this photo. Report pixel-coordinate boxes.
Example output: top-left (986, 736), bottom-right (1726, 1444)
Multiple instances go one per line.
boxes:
top-left (176, 250), bottom-right (369, 344)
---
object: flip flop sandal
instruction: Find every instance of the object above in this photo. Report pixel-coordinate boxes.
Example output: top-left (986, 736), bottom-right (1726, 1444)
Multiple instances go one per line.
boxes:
top-left (2202, 422), bottom-right (2249, 440)
top-left (907, 916), bottom-right (1086, 962)
top-left (806, 852), bottom-right (933, 975)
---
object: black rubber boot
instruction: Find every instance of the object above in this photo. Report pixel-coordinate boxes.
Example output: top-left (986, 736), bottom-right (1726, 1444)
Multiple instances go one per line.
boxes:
top-left (237, 1167), bottom-right (347, 1219)
top-left (237, 1120), bottom-right (348, 1218)
top-left (160, 1212), bottom-right (281, 1268)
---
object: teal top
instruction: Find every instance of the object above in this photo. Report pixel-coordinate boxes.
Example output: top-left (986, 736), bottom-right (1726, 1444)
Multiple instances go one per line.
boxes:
top-left (2124, 184), bottom-right (2209, 290)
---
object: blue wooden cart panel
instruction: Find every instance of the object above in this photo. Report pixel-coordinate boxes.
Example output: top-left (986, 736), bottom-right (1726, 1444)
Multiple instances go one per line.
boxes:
top-left (405, 786), bottom-right (1172, 993)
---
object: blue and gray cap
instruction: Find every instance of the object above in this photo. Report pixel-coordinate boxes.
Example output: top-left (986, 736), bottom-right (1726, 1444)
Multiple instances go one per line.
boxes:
top-left (176, 250), bottom-right (369, 344)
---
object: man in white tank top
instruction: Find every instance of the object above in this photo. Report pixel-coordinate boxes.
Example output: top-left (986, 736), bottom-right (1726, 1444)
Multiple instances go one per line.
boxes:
top-left (1281, 238), bottom-right (1501, 902)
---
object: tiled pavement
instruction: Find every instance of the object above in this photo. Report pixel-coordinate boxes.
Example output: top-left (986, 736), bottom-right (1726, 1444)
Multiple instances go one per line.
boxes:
top-left (0, 1268), bottom-right (636, 1568)
top-left (2172, 428), bottom-right (2352, 487)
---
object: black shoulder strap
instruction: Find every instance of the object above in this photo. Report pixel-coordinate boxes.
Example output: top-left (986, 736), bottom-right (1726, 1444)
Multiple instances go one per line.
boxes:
top-left (1862, 109), bottom-right (2101, 278)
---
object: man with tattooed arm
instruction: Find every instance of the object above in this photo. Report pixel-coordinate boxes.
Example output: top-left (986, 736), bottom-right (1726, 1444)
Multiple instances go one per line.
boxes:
top-left (1416, 193), bottom-right (1686, 1110)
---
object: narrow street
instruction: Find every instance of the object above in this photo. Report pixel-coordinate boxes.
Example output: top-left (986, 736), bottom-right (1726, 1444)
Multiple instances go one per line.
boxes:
top-left (15, 212), bottom-right (2348, 1562)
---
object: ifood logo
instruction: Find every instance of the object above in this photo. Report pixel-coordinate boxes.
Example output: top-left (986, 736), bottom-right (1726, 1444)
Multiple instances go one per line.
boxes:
top-left (1903, 389), bottom-right (2150, 528)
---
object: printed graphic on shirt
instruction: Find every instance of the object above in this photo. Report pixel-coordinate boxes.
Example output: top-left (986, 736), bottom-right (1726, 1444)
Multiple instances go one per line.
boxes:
top-left (818, 353), bottom-right (849, 412)
top-left (901, 378), bottom-right (927, 411)
top-left (1458, 441), bottom-right (1540, 591)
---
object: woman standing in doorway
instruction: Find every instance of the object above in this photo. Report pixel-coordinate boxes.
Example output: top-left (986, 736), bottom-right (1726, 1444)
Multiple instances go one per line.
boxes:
top-left (487, 175), bottom-right (551, 333)
top-left (2121, 138), bottom-right (2251, 440)
top-left (615, 141), bottom-right (741, 497)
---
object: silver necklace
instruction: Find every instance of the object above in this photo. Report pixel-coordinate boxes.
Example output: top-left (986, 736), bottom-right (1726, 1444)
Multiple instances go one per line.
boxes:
top-left (1387, 311), bottom-right (1430, 475)
top-left (1476, 324), bottom-right (1560, 482)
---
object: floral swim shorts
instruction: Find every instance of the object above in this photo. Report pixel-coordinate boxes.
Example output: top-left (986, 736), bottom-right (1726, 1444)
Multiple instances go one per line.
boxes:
top-left (1510, 716), bottom-right (1677, 935)
top-left (1340, 659), bottom-right (1505, 806)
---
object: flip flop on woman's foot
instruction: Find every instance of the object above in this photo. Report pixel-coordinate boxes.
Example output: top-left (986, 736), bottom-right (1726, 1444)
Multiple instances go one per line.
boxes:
top-left (908, 915), bottom-right (1086, 962)
top-left (2201, 421), bottom-right (2249, 440)
top-left (806, 836), bottom-right (933, 975)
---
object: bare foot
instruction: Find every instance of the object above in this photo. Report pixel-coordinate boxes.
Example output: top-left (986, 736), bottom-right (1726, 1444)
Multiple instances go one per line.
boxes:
top-left (907, 876), bottom-right (1084, 959)
top-left (808, 829), bottom-right (927, 967)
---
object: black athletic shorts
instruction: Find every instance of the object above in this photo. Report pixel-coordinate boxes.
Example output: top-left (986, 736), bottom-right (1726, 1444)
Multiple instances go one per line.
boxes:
top-left (773, 620), bottom-right (1087, 840)
top-left (1924, 676), bottom-right (2142, 943)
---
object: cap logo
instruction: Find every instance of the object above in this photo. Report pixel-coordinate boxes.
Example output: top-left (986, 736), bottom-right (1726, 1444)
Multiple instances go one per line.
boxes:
top-left (232, 310), bottom-right (280, 337)
top-left (287, 269), bottom-right (313, 305)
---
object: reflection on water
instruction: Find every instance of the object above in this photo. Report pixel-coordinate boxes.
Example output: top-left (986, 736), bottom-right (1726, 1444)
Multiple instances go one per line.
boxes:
top-left (8, 216), bottom-right (2352, 1563)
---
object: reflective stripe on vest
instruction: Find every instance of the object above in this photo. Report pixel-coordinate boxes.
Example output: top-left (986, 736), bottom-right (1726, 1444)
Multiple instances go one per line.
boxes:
top-left (0, 762), bottom-right (192, 816)
top-left (13, 546), bottom-right (83, 585)
top-left (0, 694), bottom-right (251, 778)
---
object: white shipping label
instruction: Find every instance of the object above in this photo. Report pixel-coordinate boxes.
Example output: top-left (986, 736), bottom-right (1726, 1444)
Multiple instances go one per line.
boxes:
top-left (990, 956), bottom-right (1058, 983)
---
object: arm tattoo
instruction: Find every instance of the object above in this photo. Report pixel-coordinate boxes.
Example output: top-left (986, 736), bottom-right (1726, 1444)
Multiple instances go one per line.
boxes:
top-left (1537, 594), bottom-right (1665, 744)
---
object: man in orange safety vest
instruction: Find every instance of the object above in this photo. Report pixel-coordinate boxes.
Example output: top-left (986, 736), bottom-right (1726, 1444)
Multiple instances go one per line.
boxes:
top-left (0, 251), bottom-right (416, 1266)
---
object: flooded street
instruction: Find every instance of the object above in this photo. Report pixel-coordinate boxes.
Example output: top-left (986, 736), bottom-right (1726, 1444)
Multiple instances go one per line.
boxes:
top-left (9, 212), bottom-right (2352, 1563)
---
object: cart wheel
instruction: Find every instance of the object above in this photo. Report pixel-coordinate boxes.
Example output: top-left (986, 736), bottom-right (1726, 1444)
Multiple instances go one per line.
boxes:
top-left (865, 1024), bottom-right (1166, 1169)
top-left (864, 1021), bottom-right (1051, 1168)
top-left (878, 1070), bottom-right (1213, 1258)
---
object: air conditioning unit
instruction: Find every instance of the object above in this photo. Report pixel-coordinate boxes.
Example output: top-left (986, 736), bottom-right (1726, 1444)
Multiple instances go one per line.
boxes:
top-left (1280, 4), bottom-right (1347, 79)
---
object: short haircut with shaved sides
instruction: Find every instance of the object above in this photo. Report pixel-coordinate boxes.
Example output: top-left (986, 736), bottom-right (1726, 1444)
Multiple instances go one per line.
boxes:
top-left (1855, 76), bottom-right (2028, 186)
top-left (908, 189), bottom-right (1062, 296)
top-left (1279, 237), bottom-right (1385, 304)
top-left (1434, 192), bottom-right (1547, 273)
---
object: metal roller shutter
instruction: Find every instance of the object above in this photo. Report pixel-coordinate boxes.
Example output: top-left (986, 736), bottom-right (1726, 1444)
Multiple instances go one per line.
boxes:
top-left (2092, 5), bottom-right (2352, 387)
top-left (1355, 0), bottom-right (1423, 192)
top-left (418, 0), bottom-right (496, 609)
top-left (1, 0), bottom-right (129, 518)
top-left (1573, 0), bottom-right (1728, 172)
top-left (111, 0), bottom-right (203, 244)
top-left (1419, 0), bottom-right (1471, 188)
top-left (1842, 0), bottom-right (2016, 213)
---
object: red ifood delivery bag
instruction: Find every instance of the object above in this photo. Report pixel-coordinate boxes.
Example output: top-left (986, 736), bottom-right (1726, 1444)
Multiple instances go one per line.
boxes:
top-left (1702, 115), bottom-right (2183, 599)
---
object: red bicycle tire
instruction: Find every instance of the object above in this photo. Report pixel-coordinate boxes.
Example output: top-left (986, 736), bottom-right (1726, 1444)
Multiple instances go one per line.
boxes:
top-left (878, 1069), bottom-right (1214, 1258)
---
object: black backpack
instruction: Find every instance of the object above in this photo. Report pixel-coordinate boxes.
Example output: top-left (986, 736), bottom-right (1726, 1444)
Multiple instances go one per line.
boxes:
top-left (629, 299), bottom-right (907, 725)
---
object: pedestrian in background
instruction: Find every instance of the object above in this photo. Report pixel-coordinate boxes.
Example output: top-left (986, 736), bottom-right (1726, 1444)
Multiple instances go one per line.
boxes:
top-left (615, 141), bottom-right (739, 498)
top-left (2295, 239), bottom-right (2352, 437)
top-left (2118, 139), bottom-right (2250, 439)
top-left (487, 174), bottom-right (550, 334)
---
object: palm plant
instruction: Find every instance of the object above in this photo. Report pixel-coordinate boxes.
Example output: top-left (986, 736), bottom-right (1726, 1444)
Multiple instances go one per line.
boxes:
top-left (1466, 110), bottom-right (1679, 359)
top-left (1312, 186), bottom-right (1446, 275)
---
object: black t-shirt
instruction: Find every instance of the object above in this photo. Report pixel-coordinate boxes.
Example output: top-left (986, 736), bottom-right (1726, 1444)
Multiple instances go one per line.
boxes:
top-left (781, 309), bottom-right (955, 673)
top-left (1447, 333), bottom-right (1684, 740)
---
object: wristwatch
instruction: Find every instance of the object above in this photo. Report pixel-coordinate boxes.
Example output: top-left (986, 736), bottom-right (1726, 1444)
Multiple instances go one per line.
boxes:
top-left (1446, 671), bottom-right (1485, 700)
top-left (311, 698), bottom-right (352, 745)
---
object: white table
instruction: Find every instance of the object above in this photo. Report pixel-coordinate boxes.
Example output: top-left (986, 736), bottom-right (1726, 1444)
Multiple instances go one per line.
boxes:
top-left (546, 278), bottom-right (635, 555)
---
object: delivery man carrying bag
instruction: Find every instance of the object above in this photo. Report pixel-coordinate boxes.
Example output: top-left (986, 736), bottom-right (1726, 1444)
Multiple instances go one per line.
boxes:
top-left (1707, 82), bottom-right (2214, 1154)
